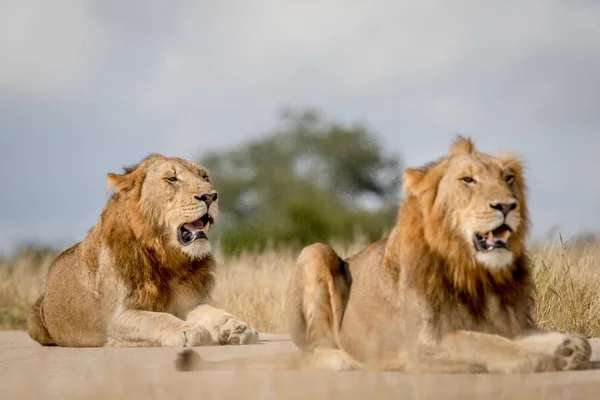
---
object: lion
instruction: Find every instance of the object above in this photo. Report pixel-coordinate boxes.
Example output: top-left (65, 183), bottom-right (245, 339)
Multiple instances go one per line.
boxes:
top-left (176, 136), bottom-right (591, 373)
top-left (27, 154), bottom-right (258, 348)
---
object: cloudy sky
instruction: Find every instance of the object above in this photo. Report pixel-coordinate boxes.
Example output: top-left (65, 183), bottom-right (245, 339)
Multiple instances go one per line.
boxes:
top-left (1, 1), bottom-right (599, 253)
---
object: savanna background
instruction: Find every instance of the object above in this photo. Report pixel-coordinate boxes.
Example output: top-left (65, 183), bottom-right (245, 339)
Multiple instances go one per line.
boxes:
top-left (1, 110), bottom-right (599, 338)
top-left (1, 2), bottom-right (599, 340)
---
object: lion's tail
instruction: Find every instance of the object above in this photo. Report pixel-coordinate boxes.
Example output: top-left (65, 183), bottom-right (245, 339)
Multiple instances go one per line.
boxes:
top-left (27, 295), bottom-right (55, 346)
top-left (175, 350), bottom-right (306, 372)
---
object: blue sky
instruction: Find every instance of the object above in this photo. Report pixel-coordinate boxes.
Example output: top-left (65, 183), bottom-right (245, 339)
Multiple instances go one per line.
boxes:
top-left (1, 1), bottom-right (599, 253)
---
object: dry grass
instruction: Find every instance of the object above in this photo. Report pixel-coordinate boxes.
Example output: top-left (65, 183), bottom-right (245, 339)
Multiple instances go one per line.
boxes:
top-left (1, 237), bottom-right (599, 337)
top-left (0, 250), bottom-right (52, 330)
top-left (530, 236), bottom-right (600, 337)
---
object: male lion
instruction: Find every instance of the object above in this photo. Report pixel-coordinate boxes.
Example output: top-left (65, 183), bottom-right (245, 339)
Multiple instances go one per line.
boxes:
top-left (28, 154), bottom-right (258, 347)
top-left (177, 137), bottom-right (591, 373)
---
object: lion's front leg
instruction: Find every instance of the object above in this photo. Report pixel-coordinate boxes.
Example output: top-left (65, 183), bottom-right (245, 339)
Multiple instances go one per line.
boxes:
top-left (107, 309), bottom-right (212, 347)
top-left (185, 304), bottom-right (259, 345)
top-left (515, 329), bottom-right (592, 371)
top-left (434, 330), bottom-right (560, 373)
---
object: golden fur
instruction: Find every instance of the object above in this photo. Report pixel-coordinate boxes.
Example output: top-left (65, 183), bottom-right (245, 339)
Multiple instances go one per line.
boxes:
top-left (28, 154), bottom-right (258, 347)
top-left (177, 137), bottom-right (591, 373)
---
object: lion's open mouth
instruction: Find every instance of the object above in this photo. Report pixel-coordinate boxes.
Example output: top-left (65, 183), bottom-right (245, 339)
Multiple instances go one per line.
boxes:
top-left (178, 214), bottom-right (214, 246)
top-left (473, 224), bottom-right (512, 252)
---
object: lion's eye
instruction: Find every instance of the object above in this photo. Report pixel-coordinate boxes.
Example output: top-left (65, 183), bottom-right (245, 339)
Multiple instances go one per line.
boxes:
top-left (505, 175), bottom-right (515, 185)
top-left (166, 176), bottom-right (178, 182)
top-left (461, 176), bottom-right (475, 184)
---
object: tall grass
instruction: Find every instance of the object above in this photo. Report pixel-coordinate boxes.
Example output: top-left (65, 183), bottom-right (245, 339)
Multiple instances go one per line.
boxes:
top-left (1, 237), bottom-right (599, 336)
top-left (0, 249), bottom-right (53, 329)
top-left (530, 235), bottom-right (600, 337)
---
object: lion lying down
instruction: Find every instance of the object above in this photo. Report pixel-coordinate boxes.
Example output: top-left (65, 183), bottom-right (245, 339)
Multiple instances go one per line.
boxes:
top-left (28, 154), bottom-right (258, 347)
top-left (177, 136), bottom-right (591, 373)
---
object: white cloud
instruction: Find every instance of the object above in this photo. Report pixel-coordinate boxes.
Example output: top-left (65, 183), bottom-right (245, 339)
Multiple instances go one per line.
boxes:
top-left (124, 1), bottom-right (600, 139)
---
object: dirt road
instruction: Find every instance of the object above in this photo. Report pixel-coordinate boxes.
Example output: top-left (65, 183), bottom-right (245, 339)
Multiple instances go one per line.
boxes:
top-left (1, 331), bottom-right (599, 399)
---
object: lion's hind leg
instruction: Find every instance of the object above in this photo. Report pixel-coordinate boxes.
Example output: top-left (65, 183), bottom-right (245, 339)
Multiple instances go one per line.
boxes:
top-left (27, 295), bottom-right (55, 346)
top-left (285, 243), bottom-right (350, 353)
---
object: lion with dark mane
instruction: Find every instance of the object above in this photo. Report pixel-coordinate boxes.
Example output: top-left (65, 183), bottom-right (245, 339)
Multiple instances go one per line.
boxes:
top-left (178, 137), bottom-right (591, 373)
top-left (28, 154), bottom-right (258, 347)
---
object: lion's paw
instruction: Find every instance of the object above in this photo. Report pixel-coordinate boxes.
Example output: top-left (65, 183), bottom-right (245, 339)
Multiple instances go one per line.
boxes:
top-left (162, 325), bottom-right (212, 347)
top-left (218, 318), bottom-right (259, 345)
top-left (553, 333), bottom-right (591, 371)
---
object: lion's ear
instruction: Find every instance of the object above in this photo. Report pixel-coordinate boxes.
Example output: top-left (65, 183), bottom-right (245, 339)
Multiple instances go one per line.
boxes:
top-left (403, 168), bottom-right (426, 197)
top-left (496, 153), bottom-right (524, 174)
top-left (107, 171), bottom-right (137, 192)
top-left (450, 135), bottom-right (476, 156)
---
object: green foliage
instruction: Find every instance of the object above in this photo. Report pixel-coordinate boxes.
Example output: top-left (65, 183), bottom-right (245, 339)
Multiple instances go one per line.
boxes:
top-left (199, 109), bottom-right (402, 254)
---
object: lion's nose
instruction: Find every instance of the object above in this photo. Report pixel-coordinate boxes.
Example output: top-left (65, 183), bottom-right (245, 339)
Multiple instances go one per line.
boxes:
top-left (490, 201), bottom-right (517, 216)
top-left (194, 192), bottom-right (218, 207)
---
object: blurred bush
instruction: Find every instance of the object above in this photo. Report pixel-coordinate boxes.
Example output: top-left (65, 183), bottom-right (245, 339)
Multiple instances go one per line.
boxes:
top-left (199, 108), bottom-right (403, 254)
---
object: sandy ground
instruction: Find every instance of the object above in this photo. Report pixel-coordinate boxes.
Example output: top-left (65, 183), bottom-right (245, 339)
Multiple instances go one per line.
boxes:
top-left (0, 331), bottom-right (599, 400)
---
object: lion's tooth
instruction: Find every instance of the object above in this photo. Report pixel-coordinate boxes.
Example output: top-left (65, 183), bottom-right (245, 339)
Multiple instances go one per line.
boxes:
top-left (487, 232), bottom-right (494, 242)
top-left (203, 221), bottom-right (210, 233)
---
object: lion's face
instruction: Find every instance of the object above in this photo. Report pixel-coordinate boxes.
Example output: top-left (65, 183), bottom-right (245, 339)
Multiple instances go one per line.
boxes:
top-left (404, 137), bottom-right (527, 270)
top-left (108, 155), bottom-right (219, 260)
top-left (437, 151), bottom-right (524, 269)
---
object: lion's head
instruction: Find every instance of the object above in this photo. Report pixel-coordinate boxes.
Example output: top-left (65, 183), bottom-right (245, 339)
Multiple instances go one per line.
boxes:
top-left (402, 136), bottom-right (528, 271)
top-left (107, 154), bottom-right (219, 260)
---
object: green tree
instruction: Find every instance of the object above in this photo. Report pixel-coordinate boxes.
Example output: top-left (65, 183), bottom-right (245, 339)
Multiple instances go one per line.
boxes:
top-left (199, 109), bottom-right (402, 254)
